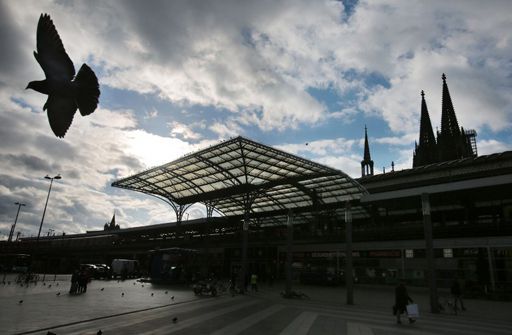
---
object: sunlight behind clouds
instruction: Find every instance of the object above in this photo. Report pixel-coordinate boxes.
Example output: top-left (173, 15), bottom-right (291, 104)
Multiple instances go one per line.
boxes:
top-left (125, 130), bottom-right (193, 170)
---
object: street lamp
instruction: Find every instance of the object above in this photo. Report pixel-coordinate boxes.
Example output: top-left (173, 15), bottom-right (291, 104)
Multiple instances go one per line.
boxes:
top-left (37, 174), bottom-right (62, 242)
top-left (8, 202), bottom-right (26, 242)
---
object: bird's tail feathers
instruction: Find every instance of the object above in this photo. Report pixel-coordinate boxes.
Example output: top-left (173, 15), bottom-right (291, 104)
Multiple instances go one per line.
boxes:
top-left (74, 64), bottom-right (100, 116)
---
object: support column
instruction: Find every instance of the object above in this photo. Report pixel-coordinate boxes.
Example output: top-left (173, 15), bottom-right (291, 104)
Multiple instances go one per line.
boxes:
top-left (285, 210), bottom-right (294, 295)
top-left (487, 246), bottom-right (496, 292)
top-left (345, 201), bottom-right (354, 305)
top-left (422, 193), bottom-right (439, 313)
top-left (240, 210), bottom-right (249, 294)
top-left (401, 249), bottom-right (406, 279)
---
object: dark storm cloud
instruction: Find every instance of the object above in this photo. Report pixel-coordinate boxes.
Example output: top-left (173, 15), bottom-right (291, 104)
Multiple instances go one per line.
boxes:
top-left (0, 2), bottom-right (26, 80)
top-left (0, 108), bottom-right (32, 149)
top-left (0, 153), bottom-right (59, 172)
top-left (33, 134), bottom-right (78, 161)
top-left (118, 0), bottom-right (283, 65)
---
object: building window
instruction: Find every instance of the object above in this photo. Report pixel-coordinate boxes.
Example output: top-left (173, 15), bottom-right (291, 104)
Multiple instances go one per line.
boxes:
top-left (405, 249), bottom-right (414, 258)
top-left (443, 248), bottom-right (453, 258)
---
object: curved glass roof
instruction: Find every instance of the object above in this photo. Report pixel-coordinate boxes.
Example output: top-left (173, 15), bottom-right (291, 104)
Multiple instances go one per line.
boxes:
top-left (112, 136), bottom-right (367, 218)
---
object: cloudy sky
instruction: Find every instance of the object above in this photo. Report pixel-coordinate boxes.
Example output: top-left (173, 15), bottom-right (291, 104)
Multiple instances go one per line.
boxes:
top-left (1, 0), bottom-right (511, 239)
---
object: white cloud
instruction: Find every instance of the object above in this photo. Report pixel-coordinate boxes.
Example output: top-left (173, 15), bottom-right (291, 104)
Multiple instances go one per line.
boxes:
top-left (1, 0), bottom-right (512, 235)
top-left (477, 139), bottom-right (512, 156)
top-left (168, 121), bottom-right (202, 140)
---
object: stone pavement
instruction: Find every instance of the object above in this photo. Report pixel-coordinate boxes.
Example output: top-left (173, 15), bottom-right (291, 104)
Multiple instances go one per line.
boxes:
top-left (1, 274), bottom-right (511, 335)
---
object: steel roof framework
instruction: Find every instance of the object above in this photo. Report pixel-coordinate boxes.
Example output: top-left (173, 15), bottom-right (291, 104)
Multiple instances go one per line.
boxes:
top-left (112, 136), bottom-right (368, 225)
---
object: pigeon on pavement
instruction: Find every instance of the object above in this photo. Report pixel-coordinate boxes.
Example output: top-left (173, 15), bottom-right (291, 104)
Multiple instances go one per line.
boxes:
top-left (27, 13), bottom-right (100, 138)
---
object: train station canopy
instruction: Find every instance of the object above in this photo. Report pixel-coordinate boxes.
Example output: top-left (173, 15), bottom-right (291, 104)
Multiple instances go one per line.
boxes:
top-left (112, 136), bottom-right (368, 225)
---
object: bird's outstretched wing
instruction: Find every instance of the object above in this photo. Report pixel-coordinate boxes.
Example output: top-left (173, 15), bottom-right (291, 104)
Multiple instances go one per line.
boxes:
top-left (34, 14), bottom-right (75, 81)
top-left (44, 95), bottom-right (77, 137)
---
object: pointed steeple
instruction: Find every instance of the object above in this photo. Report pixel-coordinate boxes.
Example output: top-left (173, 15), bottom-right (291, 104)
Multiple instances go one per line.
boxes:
top-left (110, 213), bottom-right (116, 227)
top-left (440, 73), bottom-right (461, 138)
top-left (437, 73), bottom-right (475, 161)
top-left (413, 90), bottom-right (438, 167)
top-left (419, 90), bottom-right (437, 147)
top-left (361, 125), bottom-right (374, 177)
top-left (363, 125), bottom-right (371, 161)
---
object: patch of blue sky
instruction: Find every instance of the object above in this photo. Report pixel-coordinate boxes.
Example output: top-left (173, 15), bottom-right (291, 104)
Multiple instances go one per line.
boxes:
top-left (11, 96), bottom-right (35, 112)
top-left (341, 0), bottom-right (358, 17)
top-left (101, 86), bottom-right (206, 140)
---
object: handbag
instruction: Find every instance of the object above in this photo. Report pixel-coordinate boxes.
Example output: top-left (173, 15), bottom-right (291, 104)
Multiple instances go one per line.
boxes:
top-left (406, 303), bottom-right (419, 318)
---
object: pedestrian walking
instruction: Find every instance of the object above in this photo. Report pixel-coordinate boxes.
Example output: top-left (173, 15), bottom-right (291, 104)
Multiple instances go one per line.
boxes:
top-left (451, 279), bottom-right (466, 312)
top-left (394, 281), bottom-right (415, 324)
top-left (69, 270), bottom-right (78, 294)
top-left (250, 273), bottom-right (258, 292)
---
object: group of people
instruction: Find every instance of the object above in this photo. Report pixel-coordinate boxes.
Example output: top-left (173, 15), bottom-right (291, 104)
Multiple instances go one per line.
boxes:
top-left (394, 279), bottom-right (467, 324)
top-left (69, 268), bottom-right (90, 294)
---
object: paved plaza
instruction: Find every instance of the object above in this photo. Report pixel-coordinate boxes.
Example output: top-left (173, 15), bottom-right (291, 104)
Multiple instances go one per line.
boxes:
top-left (1, 274), bottom-right (511, 335)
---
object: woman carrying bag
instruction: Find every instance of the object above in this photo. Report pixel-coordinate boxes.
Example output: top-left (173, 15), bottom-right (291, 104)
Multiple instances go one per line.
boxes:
top-left (394, 281), bottom-right (417, 324)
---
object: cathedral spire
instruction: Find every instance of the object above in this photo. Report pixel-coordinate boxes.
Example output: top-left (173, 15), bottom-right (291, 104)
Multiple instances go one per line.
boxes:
top-left (437, 73), bottom-right (475, 161)
top-left (419, 90), bottom-right (436, 147)
top-left (361, 125), bottom-right (374, 177)
top-left (363, 125), bottom-right (371, 161)
top-left (413, 91), bottom-right (438, 167)
top-left (440, 73), bottom-right (461, 138)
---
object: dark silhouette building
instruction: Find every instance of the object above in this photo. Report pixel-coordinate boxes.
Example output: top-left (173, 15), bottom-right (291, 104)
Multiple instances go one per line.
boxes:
top-left (413, 74), bottom-right (477, 168)
top-left (104, 213), bottom-right (120, 231)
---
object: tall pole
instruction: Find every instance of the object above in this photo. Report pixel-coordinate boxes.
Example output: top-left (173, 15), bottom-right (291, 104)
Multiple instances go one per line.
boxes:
top-left (37, 175), bottom-right (61, 242)
top-left (9, 202), bottom-right (26, 242)
top-left (345, 201), bottom-right (354, 305)
top-left (422, 193), bottom-right (439, 313)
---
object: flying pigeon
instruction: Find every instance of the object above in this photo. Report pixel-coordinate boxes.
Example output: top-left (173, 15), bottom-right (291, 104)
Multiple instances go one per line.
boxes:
top-left (56, 292), bottom-right (60, 296)
top-left (27, 13), bottom-right (100, 138)
top-left (97, 331), bottom-right (103, 335)
top-left (18, 300), bottom-right (23, 304)
top-left (172, 317), bottom-right (178, 323)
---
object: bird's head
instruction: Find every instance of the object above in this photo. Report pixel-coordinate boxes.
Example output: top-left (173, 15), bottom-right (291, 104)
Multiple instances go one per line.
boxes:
top-left (26, 80), bottom-right (48, 94)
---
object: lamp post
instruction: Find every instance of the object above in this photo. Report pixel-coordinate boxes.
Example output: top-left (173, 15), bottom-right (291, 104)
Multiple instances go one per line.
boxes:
top-left (37, 174), bottom-right (62, 242)
top-left (8, 202), bottom-right (26, 242)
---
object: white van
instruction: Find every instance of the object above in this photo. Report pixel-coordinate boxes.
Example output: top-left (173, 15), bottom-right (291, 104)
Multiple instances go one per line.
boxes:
top-left (111, 259), bottom-right (139, 278)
